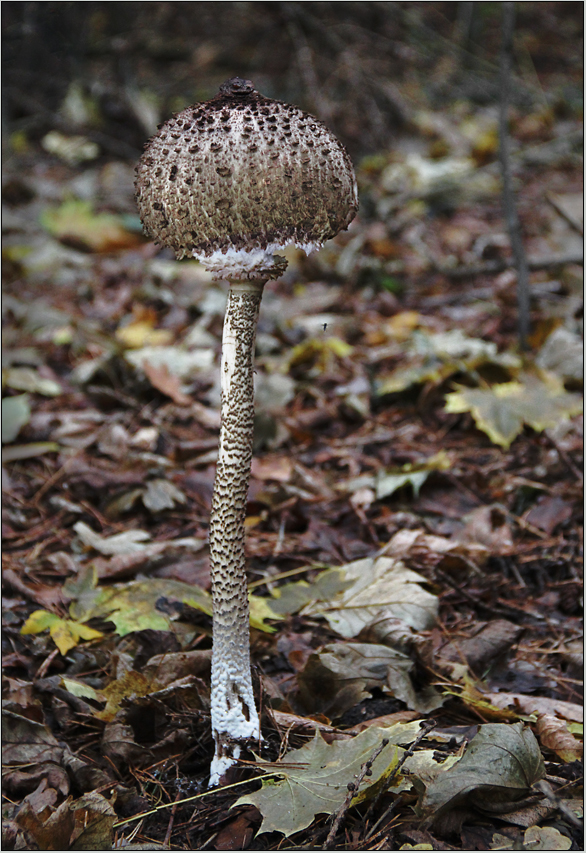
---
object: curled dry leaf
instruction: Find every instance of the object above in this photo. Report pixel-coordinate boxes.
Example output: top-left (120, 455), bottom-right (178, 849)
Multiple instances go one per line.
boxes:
top-left (535, 713), bottom-right (583, 763)
top-left (297, 642), bottom-right (444, 718)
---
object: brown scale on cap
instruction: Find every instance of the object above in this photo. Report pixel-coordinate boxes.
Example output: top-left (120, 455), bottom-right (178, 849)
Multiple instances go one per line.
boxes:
top-left (135, 77), bottom-right (358, 279)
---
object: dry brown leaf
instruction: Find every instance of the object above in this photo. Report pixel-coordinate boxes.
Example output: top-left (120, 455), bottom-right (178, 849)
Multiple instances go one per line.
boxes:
top-left (142, 360), bottom-right (192, 405)
top-left (535, 713), bottom-right (583, 762)
top-left (486, 693), bottom-right (583, 723)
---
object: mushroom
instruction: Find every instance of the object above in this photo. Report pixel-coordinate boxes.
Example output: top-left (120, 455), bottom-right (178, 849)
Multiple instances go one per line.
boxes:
top-left (135, 77), bottom-right (357, 785)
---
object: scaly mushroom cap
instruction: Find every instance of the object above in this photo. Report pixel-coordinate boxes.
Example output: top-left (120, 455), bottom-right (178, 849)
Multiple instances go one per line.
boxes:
top-left (135, 78), bottom-right (358, 279)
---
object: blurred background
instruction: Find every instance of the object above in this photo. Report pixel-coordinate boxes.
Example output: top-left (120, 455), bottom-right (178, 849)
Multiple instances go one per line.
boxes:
top-left (2, 1), bottom-right (583, 159)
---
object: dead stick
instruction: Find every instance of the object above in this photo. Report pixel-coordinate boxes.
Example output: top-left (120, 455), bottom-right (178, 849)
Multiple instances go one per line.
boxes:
top-left (499, 2), bottom-right (531, 350)
top-left (437, 251), bottom-right (583, 280)
top-left (363, 720), bottom-right (437, 840)
top-left (322, 737), bottom-right (390, 850)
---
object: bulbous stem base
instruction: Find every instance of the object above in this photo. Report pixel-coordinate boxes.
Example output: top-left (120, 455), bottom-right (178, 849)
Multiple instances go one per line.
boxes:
top-left (209, 279), bottom-right (266, 787)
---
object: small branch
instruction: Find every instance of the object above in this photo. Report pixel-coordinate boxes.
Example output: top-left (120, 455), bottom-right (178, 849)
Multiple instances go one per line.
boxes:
top-left (535, 779), bottom-right (583, 828)
top-left (323, 737), bottom-right (390, 850)
top-left (362, 720), bottom-right (437, 840)
top-left (437, 251), bottom-right (583, 280)
top-left (499, 2), bottom-right (531, 350)
top-left (546, 192), bottom-right (584, 236)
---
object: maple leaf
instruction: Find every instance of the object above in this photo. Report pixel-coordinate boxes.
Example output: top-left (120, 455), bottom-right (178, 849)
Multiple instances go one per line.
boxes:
top-left (445, 373), bottom-right (582, 449)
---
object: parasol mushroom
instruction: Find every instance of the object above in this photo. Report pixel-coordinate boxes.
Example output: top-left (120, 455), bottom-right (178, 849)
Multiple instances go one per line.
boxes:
top-left (135, 77), bottom-right (357, 785)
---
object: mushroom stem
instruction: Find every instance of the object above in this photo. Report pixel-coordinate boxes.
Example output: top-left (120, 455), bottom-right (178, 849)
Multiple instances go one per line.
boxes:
top-left (209, 278), bottom-right (265, 786)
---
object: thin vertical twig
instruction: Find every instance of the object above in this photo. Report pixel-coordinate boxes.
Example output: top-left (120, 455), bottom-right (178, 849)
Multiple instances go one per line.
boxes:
top-left (499, 1), bottom-right (531, 351)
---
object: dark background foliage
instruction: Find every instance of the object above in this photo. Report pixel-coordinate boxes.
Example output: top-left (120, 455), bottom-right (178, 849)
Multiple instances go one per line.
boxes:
top-left (2, 1), bottom-right (583, 157)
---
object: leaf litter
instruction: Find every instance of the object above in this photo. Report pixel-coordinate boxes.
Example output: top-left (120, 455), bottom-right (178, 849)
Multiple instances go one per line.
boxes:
top-left (2, 12), bottom-right (583, 849)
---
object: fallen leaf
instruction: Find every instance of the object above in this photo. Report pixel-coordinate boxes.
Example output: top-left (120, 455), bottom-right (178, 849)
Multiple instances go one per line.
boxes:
top-left (445, 374), bottom-right (582, 449)
top-left (417, 723), bottom-right (545, 825)
top-left (41, 199), bottom-right (142, 252)
top-left (2, 441), bottom-right (60, 462)
top-left (115, 321), bottom-right (173, 350)
top-left (73, 521), bottom-right (152, 555)
top-left (525, 495), bottom-right (574, 534)
top-left (251, 455), bottom-right (294, 482)
top-left (15, 795), bottom-right (74, 851)
top-left (536, 327), bottom-right (583, 381)
top-left (2, 366), bottom-right (62, 396)
top-left (142, 360), bottom-right (192, 405)
top-left (297, 643), bottom-right (443, 718)
top-left (2, 708), bottom-right (64, 766)
top-left (2, 393), bottom-right (31, 442)
top-left (142, 478), bottom-right (187, 512)
top-left (305, 555), bottom-right (438, 638)
top-left (21, 610), bottom-right (103, 655)
top-left (456, 506), bottom-right (514, 553)
top-left (535, 714), bottom-right (583, 762)
top-left (69, 791), bottom-right (116, 850)
top-left (235, 723), bottom-right (419, 837)
top-left (485, 693), bottom-right (583, 723)
top-left (522, 825), bottom-right (572, 850)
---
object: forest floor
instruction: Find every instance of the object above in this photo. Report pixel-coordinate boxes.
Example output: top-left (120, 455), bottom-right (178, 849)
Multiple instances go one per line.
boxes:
top-left (2, 10), bottom-right (584, 850)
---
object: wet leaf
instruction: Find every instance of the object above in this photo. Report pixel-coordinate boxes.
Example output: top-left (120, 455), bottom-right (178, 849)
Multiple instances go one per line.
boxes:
top-left (235, 723), bottom-right (419, 837)
top-left (445, 374), bottom-right (582, 448)
top-left (417, 723), bottom-right (545, 823)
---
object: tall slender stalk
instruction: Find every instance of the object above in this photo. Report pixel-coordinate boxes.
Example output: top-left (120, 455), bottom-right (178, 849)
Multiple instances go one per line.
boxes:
top-left (208, 280), bottom-right (265, 786)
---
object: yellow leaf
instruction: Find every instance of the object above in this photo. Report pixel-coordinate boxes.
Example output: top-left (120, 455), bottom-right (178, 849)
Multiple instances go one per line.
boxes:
top-left (21, 610), bottom-right (102, 655)
top-left (50, 620), bottom-right (81, 655)
top-left (21, 610), bottom-right (60, 634)
top-left (41, 199), bottom-right (143, 253)
top-left (115, 320), bottom-right (173, 349)
top-left (249, 594), bottom-right (280, 633)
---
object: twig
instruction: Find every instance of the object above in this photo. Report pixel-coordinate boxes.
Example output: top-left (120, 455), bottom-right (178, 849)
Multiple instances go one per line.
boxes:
top-left (434, 566), bottom-right (545, 622)
top-left (322, 737), bottom-right (390, 850)
top-left (499, 2), bottom-right (531, 350)
top-left (163, 792), bottom-right (181, 848)
top-left (535, 779), bottom-right (583, 828)
top-left (545, 430), bottom-right (583, 482)
top-left (546, 192), bottom-right (584, 236)
top-left (437, 251), bottom-right (583, 280)
top-left (363, 720), bottom-right (437, 840)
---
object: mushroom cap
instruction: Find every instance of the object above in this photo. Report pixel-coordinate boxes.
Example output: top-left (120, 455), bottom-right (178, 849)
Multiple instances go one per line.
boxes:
top-left (135, 78), bottom-right (358, 279)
